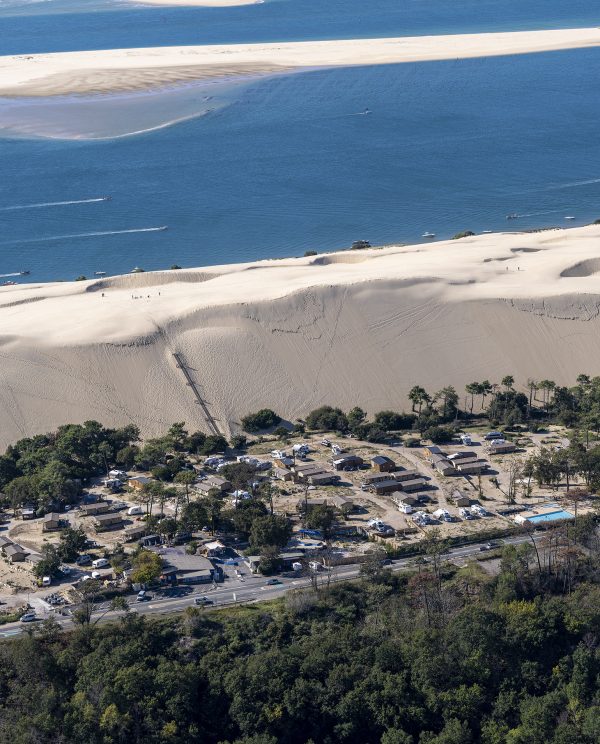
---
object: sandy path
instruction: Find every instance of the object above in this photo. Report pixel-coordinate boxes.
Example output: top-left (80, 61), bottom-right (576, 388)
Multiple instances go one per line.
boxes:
top-left (1, 28), bottom-right (600, 96)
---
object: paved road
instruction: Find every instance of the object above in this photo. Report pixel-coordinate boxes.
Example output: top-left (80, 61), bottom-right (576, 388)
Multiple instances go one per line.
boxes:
top-left (0, 533), bottom-right (535, 639)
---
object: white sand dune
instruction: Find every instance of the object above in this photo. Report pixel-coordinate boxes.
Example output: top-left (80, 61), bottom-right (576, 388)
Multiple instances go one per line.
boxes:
top-left (2, 225), bottom-right (600, 447)
top-left (2, 28), bottom-right (600, 96)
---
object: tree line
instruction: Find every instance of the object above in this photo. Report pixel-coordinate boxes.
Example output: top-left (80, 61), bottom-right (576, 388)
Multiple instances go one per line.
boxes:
top-left (2, 520), bottom-right (600, 743)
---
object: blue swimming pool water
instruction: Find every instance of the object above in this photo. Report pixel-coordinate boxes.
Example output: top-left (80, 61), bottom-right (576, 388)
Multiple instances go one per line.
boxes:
top-left (528, 509), bottom-right (575, 524)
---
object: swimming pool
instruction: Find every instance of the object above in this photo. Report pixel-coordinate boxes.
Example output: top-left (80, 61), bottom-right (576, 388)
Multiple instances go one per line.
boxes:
top-left (527, 509), bottom-right (575, 524)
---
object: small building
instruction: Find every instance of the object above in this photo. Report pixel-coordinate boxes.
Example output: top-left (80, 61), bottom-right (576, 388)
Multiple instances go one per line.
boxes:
top-left (297, 494), bottom-right (354, 513)
top-left (398, 478), bottom-right (428, 493)
top-left (431, 454), bottom-right (455, 476)
top-left (274, 457), bottom-right (294, 468)
top-left (139, 534), bottom-right (162, 547)
top-left (452, 458), bottom-right (489, 475)
top-left (127, 475), bottom-right (154, 491)
top-left (80, 502), bottom-right (109, 517)
top-left (4, 544), bottom-right (28, 563)
top-left (362, 472), bottom-right (393, 487)
top-left (424, 445), bottom-right (445, 460)
top-left (194, 476), bottom-right (232, 495)
top-left (43, 513), bottom-right (62, 532)
top-left (307, 472), bottom-right (340, 487)
top-left (272, 466), bottom-right (294, 482)
top-left (95, 513), bottom-right (123, 531)
top-left (332, 455), bottom-right (364, 471)
top-left (161, 553), bottom-right (223, 584)
top-left (393, 470), bottom-right (423, 482)
top-left (488, 441), bottom-right (517, 455)
top-left (451, 490), bottom-right (471, 507)
top-left (392, 492), bottom-right (420, 507)
top-left (125, 524), bottom-right (148, 542)
top-left (371, 455), bottom-right (396, 472)
top-left (370, 478), bottom-right (402, 495)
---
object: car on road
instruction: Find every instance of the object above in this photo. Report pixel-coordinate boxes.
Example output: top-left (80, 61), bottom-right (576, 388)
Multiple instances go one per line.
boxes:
top-left (20, 613), bottom-right (38, 623)
top-left (479, 542), bottom-right (499, 552)
top-left (194, 596), bottom-right (214, 606)
top-left (136, 590), bottom-right (151, 602)
top-left (265, 578), bottom-right (282, 586)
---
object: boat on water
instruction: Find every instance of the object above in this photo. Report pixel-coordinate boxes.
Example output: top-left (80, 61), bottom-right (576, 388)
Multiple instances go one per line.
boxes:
top-left (94, 271), bottom-right (106, 276)
top-left (422, 232), bottom-right (436, 238)
top-left (481, 230), bottom-right (493, 234)
top-left (20, 270), bottom-right (30, 275)
top-left (131, 266), bottom-right (144, 273)
top-left (1, 281), bottom-right (17, 286)
top-left (506, 213), bottom-right (518, 220)
top-left (564, 215), bottom-right (575, 220)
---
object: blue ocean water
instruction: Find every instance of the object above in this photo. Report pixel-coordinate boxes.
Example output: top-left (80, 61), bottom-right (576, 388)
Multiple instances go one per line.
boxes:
top-left (1, 0), bottom-right (600, 281)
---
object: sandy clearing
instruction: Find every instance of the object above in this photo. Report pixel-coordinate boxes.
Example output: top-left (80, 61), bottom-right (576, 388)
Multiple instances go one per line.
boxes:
top-left (2, 28), bottom-right (600, 96)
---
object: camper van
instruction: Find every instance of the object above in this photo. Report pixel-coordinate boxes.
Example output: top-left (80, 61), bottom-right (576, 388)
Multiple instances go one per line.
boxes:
top-left (92, 558), bottom-right (109, 569)
top-left (128, 505), bottom-right (144, 516)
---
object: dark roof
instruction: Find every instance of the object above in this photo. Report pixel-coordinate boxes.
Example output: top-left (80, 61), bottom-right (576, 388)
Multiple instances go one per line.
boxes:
top-left (372, 455), bottom-right (394, 464)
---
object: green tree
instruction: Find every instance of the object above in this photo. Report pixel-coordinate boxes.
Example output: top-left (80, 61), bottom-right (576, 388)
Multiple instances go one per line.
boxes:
top-left (241, 409), bottom-right (281, 433)
top-left (131, 550), bottom-right (163, 584)
top-left (249, 514), bottom-right (292, 552)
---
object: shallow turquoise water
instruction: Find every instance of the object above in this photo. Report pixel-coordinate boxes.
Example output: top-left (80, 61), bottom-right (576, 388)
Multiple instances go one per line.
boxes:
top-left (1, 0), bottom-right (599, 281)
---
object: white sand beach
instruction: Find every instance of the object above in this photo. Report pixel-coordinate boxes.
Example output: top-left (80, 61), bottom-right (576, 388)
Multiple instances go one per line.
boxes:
top-left (1, 28), bottom-right (600, 96)
top-left (2, 225), bottom-right (600, 446)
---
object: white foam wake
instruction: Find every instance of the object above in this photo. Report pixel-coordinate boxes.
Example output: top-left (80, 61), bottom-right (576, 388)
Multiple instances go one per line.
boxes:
top-left (0, 226), bottom-right (167, 246)
top-left (0, 197), bottom-right (110, 211)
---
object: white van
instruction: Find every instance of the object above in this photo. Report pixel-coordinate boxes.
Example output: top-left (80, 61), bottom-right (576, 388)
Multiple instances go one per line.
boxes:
top-left (128, 505), bottom-right (144, 516)
top-left (92, 558), bottom-right (109, 569)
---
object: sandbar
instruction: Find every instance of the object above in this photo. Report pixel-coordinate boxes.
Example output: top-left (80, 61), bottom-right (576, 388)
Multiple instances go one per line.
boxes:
top-left (2, 28), bottom-right (600, 96)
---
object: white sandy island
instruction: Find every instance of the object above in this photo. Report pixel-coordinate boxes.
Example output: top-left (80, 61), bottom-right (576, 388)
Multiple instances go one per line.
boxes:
top-left (2, 225), bottom-right (600, 445)
top-left (1, 28), bottom-right (600, 96)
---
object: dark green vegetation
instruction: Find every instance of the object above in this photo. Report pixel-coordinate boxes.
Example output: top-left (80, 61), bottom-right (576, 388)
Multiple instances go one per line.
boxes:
top-left (3, 529), bottom-right (600, 744)
top-left (240, 409), bottom-right (281, 433)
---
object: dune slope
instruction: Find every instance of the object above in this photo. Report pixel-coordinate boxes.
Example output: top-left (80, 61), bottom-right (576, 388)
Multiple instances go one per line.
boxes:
top-left (2, 226), bottom-right (600, 446)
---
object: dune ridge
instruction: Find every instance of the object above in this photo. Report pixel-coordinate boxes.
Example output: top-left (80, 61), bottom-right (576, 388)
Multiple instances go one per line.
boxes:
top-left (2, 28), bottom-right (600, 96)
top-left (2, 226), bottom-right (600, 446)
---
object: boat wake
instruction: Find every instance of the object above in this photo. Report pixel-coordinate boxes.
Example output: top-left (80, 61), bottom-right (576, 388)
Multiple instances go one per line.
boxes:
top-left (0, 197), bottom-right (110, 211)
top-left (0, 226), bottom-right (168, 246)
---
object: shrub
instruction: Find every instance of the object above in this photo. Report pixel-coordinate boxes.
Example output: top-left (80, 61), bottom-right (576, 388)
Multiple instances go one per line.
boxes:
top-left (241, 409), bottom-right (281, 433)
top-left (373, 410), bottom-right (417, 432)
top-left (452, 231), bottom-right (475, 240)
top-left (424, 425), bottom-right (456, 444)
top-left (304, 250), bottom-right (317, 257)
top-left (351, 240), bottom-right (371, 250)
top-left (305, 406), bottom-right (348, 432)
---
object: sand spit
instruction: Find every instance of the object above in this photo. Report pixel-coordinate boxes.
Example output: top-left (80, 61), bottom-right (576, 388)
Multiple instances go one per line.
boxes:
top-left (2, 28), bottom-right (600, 96)
top-left (2, 226), bottom-right (600, 446)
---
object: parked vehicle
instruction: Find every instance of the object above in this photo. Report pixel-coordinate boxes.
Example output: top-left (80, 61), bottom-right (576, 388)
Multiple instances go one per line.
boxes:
top-left (460, 434), bottom-right (472, 445)
top-left (91, 558), bottom-right (109, 569)
top-left (484, 431), bottom-right (504, 441)
top-left (76, 554), bottom-right (92, 565)
top-left (194, 596), bottom-right (214, 606)
top-left (136, 590), bottom-right (151, 602)
top-left (265, 578), bottom-right (282, 586)
top-left (127, 505), bottom-right (144, 516)
top-left (20, 612), bottom-right (38, 623)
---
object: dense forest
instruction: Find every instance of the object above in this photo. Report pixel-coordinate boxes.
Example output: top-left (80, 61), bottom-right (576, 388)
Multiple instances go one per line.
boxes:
top-left (2, 540), bottom-right (600, 744)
